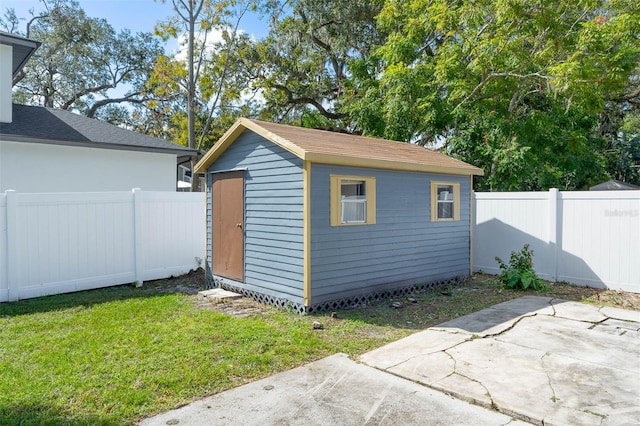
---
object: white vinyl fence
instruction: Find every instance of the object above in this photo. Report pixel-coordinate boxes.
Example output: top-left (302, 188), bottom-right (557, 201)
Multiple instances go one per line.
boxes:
top-left (473, 189), bottom-right (640, 293)
top-left (0, 189), bottom-right (205, 302)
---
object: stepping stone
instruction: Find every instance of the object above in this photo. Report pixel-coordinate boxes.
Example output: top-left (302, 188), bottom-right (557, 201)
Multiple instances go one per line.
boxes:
top-left (198, 288), bottom-right (242, 302)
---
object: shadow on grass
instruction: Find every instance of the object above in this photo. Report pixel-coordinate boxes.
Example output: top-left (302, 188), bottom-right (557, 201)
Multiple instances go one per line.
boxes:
top-left (0, 271), bottom-right (206, 318)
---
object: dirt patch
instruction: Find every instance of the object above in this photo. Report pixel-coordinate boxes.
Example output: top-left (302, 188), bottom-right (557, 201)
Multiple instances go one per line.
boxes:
top-left (590, 290), bottom-right (640, 310)
top-left (468, 274), bottom-right (640, 311)
top-left (194, 295), bottom-right (274, 317)
top-left (144, 269), bottom-right (205, 295)
top-left (154, 272), bottom-right (639, 320)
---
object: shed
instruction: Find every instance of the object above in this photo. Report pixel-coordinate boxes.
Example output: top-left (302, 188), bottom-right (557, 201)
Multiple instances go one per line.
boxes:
top-left (195, 118), bottom-right (484, 313)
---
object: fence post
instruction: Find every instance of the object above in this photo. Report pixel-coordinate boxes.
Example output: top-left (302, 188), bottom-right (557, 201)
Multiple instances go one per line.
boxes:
top-left (5, 190), bottom-right (19, 301)
top-left (548, 188), bottom-right (559, 282)
top-left (132, 188), bottom-right (144, 287)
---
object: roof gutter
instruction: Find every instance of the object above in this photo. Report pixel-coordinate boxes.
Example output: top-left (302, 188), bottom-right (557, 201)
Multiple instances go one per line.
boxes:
top-left (0, 134), bottom-right (198, 156)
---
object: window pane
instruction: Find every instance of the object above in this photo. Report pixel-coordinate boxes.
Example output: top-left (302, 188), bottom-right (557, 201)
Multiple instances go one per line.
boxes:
top-left (438, 202), bottom-right (453, 219)
top-left (341, 181), bottom-right (366, 198)
top-left (436, 184), bottom-right (454, 219)
top-left (342, 199), bottom-right (366, 222)
top-left (437, 185), bottom-right (453, 201)
top-left (341, 180), bottom-right (366, 223)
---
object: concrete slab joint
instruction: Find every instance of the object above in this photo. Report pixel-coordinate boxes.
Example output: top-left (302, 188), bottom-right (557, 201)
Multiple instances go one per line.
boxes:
top-left (141, 296), bottom-right (639, 426)
top-left (360, 296), bottom-right (640, 426)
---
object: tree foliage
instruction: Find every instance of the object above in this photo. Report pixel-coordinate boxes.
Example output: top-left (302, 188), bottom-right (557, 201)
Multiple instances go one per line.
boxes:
top-left (251, 0), bottom-right (385, 128)
top-left (365, 0), bottom-right (640, 190)
top-left (4, 0), bottom-right (639, 189)
top-left (151, 0), bottom-right (267, 152)
top-left (2, 0), bottom-right (164, 119)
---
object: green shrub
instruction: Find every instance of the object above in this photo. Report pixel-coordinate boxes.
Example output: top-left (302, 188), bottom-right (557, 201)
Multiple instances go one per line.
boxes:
top-left (495, 244), bottom-right (546, 290)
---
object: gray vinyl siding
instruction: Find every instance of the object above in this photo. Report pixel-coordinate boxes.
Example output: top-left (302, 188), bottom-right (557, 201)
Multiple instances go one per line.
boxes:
top-left (309, 164), bottom-right (470, 304)
top-left (206, 130), bottom-right (304, 304)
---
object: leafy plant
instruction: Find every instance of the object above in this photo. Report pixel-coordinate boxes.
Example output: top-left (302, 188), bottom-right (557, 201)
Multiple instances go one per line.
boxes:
top-left (495, 244), bottom-right (546, 290)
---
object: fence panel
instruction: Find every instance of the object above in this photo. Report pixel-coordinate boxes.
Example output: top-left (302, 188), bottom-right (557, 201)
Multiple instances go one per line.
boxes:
top-left (0, 194), bottom-right (7, 301)
top-left (139, 191), bottom-right (205, 281)
top-left (473, 190), bottom-right (640, 293)
top-left (0, 190), bottom-right (205, 302)
top-left (559, 192), bottom-right (640, 289)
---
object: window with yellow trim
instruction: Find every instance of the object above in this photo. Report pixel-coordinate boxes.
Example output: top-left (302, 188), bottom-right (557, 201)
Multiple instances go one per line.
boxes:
top-left (330, 175), bottom-right (376, 226)
top-left (430, 181), bottom-right (460, 221)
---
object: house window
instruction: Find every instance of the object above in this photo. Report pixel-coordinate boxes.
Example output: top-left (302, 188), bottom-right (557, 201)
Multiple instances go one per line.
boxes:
top-left (179, 165), bottom-right (191, 183)
top-left (430, 181), bottom-right (460, 221)
top-left (330, 175), bottom-right (376, 226)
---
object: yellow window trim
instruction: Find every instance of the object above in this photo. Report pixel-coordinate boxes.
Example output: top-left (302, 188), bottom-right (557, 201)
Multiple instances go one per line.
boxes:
top-left (430, 181), bottom-right (460, 222)
top-left (330, 175), bottom-right (376, 226)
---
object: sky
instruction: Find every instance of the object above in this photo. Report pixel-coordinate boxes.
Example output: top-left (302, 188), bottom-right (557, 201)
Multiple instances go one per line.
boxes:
top-left (1, 0), bottom-right (271, 52)
top-left (1, 0), bottom-right (271, 104)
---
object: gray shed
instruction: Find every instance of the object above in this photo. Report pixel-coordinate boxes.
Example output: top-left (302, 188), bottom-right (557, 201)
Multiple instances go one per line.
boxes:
top-left (195, 119), bottom-right (483, 313)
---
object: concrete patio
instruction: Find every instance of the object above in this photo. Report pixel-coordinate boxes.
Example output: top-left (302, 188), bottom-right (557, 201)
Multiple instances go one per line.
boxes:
top-left (361, 296), bottom-right (640, 425)
top-left (140, 297), bottom-right (640, 425)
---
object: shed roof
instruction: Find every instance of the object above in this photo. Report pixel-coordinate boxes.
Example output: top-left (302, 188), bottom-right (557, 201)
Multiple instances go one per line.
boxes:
top-left (195, 118), bottom-right (484, 176)
top-left (589, 179), bottom-right (640, 191)
top-left (1, 104), bottom-right (196, 157)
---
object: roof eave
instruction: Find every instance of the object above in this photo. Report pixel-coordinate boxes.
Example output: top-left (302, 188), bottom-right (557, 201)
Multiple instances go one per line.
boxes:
top-left (305, 152), bottom-right (485, 176)
top-left (0, 32), bottom-right (41, 79)
top-left (0, 134), bottom-right (197, 156)
top-left (194, 119), bottom-right (247, 173)
top-left (194, 118), bottom-right (307, 173)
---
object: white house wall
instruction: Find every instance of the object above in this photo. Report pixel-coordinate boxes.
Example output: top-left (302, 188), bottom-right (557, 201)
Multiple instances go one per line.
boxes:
top-left (0, 140), bottom-right (176, 192)
top-left (0, 44), bottom-right (12, 123)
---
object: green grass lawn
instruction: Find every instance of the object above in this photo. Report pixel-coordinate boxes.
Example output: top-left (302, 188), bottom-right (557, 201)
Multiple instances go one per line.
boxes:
top-left (0, 280), bottom-right (412, 425)
top-left (0, 274), bottom-right (625, 425)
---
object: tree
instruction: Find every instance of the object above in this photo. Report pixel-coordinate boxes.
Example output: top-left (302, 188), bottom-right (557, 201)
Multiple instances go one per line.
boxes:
top-left (364, 0), bottom-right (640, 190)
top-left (142, 28), bottom-right (261, 149)
top-left (154, 0), bottom-right (267, 189)
top-left (1, 0), bottom-right (164, 119)
top-left (601, 111), bottom-right (640, 185)
top-left (251, 0), bottom-right (385, 129)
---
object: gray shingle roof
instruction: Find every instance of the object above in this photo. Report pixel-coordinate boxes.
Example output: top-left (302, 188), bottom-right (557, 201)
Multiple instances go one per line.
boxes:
top-left (589, 179), bottom-right (640, 191)
top-left (0, 104), bottom-right (196, 156)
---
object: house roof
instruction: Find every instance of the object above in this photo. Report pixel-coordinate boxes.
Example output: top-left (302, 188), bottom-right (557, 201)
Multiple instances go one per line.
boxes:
top-left (0, 104), bottom-right (196, 157)
top-left (195, 118), bottom-right (484, 176)
top-left (0, 32), bottom-right (41, 80)
top-left (589, 179), bottom-right (640, 191)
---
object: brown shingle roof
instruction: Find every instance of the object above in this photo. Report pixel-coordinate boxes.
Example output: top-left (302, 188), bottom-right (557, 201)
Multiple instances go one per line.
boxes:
top-left (195, 118), bottom-right (484, 176)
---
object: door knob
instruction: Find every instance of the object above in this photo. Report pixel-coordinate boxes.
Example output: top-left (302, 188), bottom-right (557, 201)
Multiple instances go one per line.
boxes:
top-left (236, 223), bottom-right (243, 229)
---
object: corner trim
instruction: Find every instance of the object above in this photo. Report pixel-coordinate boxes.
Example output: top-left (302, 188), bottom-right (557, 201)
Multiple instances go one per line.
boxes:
top-left (303, 160), bottom-right (311, 306)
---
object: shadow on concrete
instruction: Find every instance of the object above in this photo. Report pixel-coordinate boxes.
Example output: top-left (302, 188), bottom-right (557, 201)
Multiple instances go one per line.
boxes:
top-left (434, 295), bottom-right (558, 335)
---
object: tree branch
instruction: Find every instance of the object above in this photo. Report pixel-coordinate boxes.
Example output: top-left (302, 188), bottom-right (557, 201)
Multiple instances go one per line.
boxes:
top-left (299, 9), bottom-right (343, 80)
top-left (612, 88), bottom-right (640, 103)
top-left (86, 93), bottom-right (150, 118)
top-left (272, 83), bottom-right (348, 120)
top-left (61, 83), bottom-right (114, 110)
top-left (455, 71), bottom-right (552, 110)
